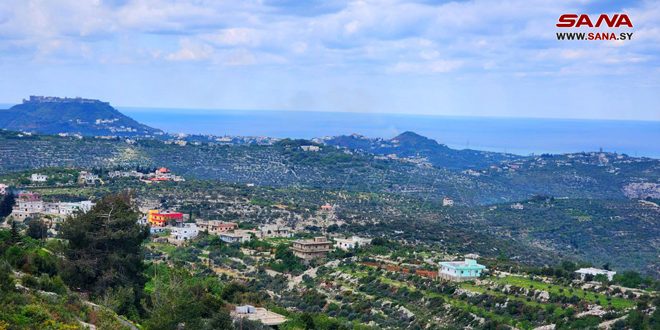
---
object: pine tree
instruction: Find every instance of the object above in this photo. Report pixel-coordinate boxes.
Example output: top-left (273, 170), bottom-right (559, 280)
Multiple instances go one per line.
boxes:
top-left (9, 219), bottom-right (20, 244)
top-left (26, 218), bottom-right (48, 240)
top-left (59, 192), bottom-right (149, 304)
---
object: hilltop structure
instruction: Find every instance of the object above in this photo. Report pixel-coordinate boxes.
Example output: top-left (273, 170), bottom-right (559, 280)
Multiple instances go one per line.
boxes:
top-left (23, 96), bottom-right (109, 105)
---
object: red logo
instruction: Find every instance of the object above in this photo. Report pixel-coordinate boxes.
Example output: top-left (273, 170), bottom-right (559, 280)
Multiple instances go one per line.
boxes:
top-left (556, 14), bottom-right (633, 28)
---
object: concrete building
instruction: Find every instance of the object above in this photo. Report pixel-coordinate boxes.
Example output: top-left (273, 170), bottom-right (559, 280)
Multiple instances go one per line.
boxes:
top-left (170, 223), bottom-right (199, 242)
top-left (53, 201), bottom-right (95, 216)
top-left (291, 237), bottom-right (333, 261)
top-left (259, 224), bottom-right (293, 238)
top-left (0, 184), bottom-right (7, 195)
top-left (232, 305), bottom-right (287, 326)
top-left (11, 192), bottom-right (94, 222)
top-left (300, 145), bottom-right (320, 152)
top-left (575, 268), bottom-right (616, 281)
top-left (12, 192), bottom-right (44, 221)
top-left (196, 220), bottom-right (238, 234)
top-left (219, 231), bottom-right (252, 244)
top-left (30, 174), bottom-right (48, 182)
top-left (334, 236), bottom-right (372, 251)
top-left (442, 197), bottom-right (454, 207)
top-left (511, 203), bottom-right (524, 210)
top-left (77, 171), bottom-right (99, 185)
top-left (438, 259), bottom-right (486, 282)
top-left (147, 210), bottom-right (184, 227)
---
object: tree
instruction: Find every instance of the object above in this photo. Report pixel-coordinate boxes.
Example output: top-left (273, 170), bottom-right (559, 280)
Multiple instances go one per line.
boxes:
top-left (59, 193), bottom-right (149, 307)
top-left (143, 268), bottom-right (227, 330)
top-left (9, 219), bottom-right (20, 244)
top-left (26, 219), bottom-right (48, 240)
top-left (0, 193), bottom-right (15, 219)
top-left (300, 313), bottom-right (316, 330)
top-left (0, 260), bottom-right (14, 292)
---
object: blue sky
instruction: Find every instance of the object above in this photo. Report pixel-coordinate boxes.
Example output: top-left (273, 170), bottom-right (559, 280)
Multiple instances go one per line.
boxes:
top-left (0, 0), bottom-right (658, 120)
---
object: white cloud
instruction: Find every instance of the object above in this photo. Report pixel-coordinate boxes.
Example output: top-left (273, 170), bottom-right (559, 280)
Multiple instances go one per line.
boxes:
top-left (389, 59), bottom-right (463, 74)
top-left (166, 39), bottom-right (213, 61)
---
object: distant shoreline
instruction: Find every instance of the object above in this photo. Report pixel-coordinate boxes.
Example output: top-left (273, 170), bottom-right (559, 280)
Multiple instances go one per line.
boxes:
top-left (121, 107), bottom-right (660, 158)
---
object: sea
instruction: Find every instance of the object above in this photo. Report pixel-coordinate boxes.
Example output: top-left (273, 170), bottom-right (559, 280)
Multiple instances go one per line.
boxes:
top-left (120, 107), bottom-right (660, 158)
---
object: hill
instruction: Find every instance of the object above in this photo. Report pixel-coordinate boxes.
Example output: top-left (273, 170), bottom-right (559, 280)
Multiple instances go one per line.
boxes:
top-left (0, 96), bottom-right (163, 137)
top-left (321, 131), bottom-right (519, 170)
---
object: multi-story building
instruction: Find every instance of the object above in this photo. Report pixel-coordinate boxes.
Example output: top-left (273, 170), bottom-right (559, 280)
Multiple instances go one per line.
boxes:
top-left (334, 236), bottom-right (372, 251)
top-left (147, 210), bottom-right (184, 227)
top-left (196, 220), bottom-right (238, 234)
top-left (12, 192), bottom-right (44, 220)
top-left (11, 192), bottom-right (94, 221)
top-left (170, 223), bottom-right (199, 242)
top-left (438, 259), bottom-right (486, 282)
top-left (291, 237), bottom-right (333, 262)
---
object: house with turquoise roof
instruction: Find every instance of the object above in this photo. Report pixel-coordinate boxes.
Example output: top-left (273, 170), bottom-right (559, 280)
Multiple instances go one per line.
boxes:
top-left (438, 259), bottom-right (486, 281)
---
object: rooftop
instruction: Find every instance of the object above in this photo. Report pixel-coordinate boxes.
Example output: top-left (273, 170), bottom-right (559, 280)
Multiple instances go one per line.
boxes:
top-left (233, 306), bottom-right (286, 326)
top-left (575, 267), bottom-right (616, 275)
top-left (293, 237), bottom-right (330, 245)
top-left (439, 259), bottom-right (486, 270)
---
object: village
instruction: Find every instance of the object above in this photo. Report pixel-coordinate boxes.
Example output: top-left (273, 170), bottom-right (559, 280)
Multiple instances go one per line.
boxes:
top-left (1, 168), bottom-right (652, 330)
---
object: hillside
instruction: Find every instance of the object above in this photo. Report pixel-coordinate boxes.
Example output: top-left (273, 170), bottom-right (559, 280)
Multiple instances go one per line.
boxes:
top-left (0, 96), bottom-right (163, 137)
top-left (322, 131), bottom-right (520, 170)
top-left (1, 131), bottom-right (659, 204)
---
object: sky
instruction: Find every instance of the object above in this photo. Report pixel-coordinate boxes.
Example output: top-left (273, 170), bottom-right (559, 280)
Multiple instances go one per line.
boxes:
top-left (0, 0), bottom-right (658, 120)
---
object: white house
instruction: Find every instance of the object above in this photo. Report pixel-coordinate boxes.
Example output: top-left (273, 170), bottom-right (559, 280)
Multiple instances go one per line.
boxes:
top-left (78, 171), bottom-right (99, 185)
top-left (55, 201), bottom-right (95, 215)
top-left (334, 236), bottom-right (372, 251)
top-left (219, 231), bottom-right (252, 244)
top-left (511, 203), bottom-right (524, 210)
top-left (30, 174), bottom-right (48, 182)
top-left (259, 224), bottom-right (293, 238)
top-left (170, 223), bottom-right (199, 242)
top-left (575, 268), bottom-right (616, 281)
top-left (442, 197), bottom-right (454, 207)
top-left (0, 184), bottom-right (7, 195)
top-left (300, 145), bottom-right (320, 152)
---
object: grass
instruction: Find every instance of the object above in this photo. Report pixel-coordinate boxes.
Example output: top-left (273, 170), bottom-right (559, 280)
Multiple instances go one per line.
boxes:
top-left (490, 276), bottom-right (634, 309)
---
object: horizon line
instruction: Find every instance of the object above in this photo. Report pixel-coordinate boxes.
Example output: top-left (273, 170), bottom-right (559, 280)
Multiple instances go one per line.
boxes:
top-left (118, 105), bottom-right (660, 123)
top-left (1, 100), bottom-right (659, 123)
